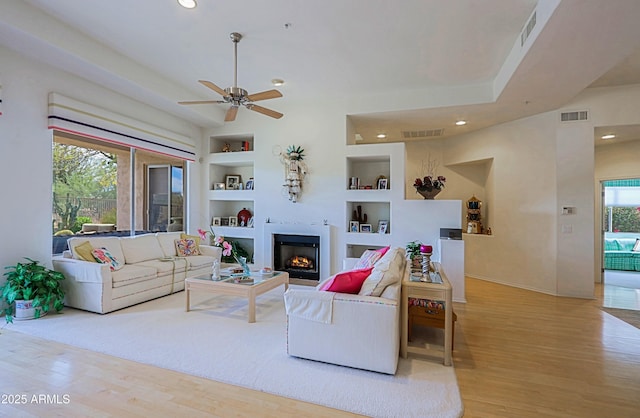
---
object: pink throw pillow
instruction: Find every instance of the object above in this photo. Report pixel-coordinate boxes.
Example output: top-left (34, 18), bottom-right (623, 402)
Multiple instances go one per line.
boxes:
top-left (353, 246), bottom-right (392, 270)
top-left (319, 267), bottom-right (374, 294)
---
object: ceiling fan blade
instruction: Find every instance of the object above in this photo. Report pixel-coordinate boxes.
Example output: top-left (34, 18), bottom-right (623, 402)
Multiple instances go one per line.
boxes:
top-left (178, 100), bottom-right (224, 105)
top-left (246, 89), bottom-right (283, 102)
top-left (247, 104), bottom-right (283, 119)
top-left (225, 106), bottom-right (239, 122)
top-left (198, 80), bottom-right (228, 97)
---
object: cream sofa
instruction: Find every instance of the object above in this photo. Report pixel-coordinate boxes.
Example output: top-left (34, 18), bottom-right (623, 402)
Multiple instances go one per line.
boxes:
top-left (52, 232), bottom-right (221, 314)
top-left (284, 247), bottom-right (408, 374)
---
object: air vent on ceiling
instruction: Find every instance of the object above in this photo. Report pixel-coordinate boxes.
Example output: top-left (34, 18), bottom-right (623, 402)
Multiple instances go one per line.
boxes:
top-left (560, 110), bottom-right (589, 122)
top-left (401, 129), bottom-right (445, 139)
top-left (520, 10), bottom-right (537, 46)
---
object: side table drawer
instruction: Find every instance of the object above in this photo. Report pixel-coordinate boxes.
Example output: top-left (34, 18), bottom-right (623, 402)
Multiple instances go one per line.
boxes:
top-left (408, 303), bottom-right (457, 346)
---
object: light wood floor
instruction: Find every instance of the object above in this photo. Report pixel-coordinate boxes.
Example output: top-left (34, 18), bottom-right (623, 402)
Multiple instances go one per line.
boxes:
top-left (1, 278), bottom-right (639, 418)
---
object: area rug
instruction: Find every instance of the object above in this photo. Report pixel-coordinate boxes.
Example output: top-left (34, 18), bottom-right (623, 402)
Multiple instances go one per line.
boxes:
top-left (7, 287), bottom-right (463, 418)
top-left (602, 307), bottom-right (640, 330)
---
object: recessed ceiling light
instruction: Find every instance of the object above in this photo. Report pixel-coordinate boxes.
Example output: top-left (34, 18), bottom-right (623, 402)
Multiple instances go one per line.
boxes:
top-left (455, 120), bottom-right (467, 126)
top-left (377, 133), bottom-right (387, 139)
top-left (271, 79), bottom-right (284, 86)
top-left (601, 134), bottom-right (616, 140)
top-left (177, 0), bottom-right (197, 9)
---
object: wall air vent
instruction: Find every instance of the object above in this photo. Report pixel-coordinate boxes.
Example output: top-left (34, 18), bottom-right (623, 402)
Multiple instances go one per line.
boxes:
top-left (401, 129), bottom-right (445, 139)
top-left (560, 110), bottom-right (589, 122)
top-left (520, 10), bottom-right (537, 46)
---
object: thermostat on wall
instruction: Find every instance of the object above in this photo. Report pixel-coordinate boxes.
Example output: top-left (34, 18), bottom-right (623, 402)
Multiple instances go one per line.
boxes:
top-left (561, 206), bottom-right (576, 215)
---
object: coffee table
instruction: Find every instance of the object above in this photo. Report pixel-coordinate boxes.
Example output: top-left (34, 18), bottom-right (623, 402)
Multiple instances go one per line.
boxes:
top-left (185, 271), bottom-right (289, 323)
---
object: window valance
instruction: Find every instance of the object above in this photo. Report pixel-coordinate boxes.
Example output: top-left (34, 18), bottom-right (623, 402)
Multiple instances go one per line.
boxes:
top-left (48, 93), bottom-right (195, 161)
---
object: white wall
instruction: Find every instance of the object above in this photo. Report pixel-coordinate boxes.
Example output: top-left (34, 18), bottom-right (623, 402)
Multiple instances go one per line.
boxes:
top-left (0, 45), bottom-right (202, 281)
top-left (401, 83), bottom-right (640, 298)
top-left (201, 100), bottom-right (462, 275)
top-left (435, 112), bottom-right (560, 294)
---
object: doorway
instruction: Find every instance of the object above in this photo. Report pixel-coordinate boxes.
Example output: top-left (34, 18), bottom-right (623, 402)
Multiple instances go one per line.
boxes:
top-left (601, 179), bottom-right (640, 311)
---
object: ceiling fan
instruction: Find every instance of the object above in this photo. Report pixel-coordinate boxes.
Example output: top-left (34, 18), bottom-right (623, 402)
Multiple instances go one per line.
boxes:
top-left (178, 32), bottom-right (283, 122)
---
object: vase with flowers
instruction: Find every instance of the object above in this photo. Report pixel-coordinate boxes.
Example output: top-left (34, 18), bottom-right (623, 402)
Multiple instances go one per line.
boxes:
top-left (198, 227), bottom-right (251, 275)
top-left (413, 155), bottom-right (446, 199)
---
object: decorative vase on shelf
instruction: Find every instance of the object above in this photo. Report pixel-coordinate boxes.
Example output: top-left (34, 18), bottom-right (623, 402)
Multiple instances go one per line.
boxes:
top-left (237, 208), bottom-right (252, 227)
top-left (234, 255), bottom-right (251, 275)
top-left (416, 188), bottom-right (441, 199)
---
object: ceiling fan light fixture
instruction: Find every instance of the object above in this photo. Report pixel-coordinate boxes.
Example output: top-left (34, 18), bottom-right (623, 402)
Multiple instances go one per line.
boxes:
top-left (455, 120), bottom-right (467, 126)
top-left (272, 79), bottom-right (284, 86)
top-left (177, 0), bottom-right (197, 8)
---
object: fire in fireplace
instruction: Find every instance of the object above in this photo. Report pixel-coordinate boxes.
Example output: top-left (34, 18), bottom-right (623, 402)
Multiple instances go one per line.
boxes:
top-left (287, 255), bottom-right (315, 270)
top-left (273, 234), bottom-right (320, 280)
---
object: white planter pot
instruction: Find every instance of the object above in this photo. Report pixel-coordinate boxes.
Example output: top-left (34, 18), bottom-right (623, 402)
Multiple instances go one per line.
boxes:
top-left (14, 299), bottom-right (46, 320)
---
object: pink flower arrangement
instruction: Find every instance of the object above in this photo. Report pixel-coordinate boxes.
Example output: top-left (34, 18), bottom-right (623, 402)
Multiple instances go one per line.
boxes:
top-left (197, 228), bottom-right (235, 258)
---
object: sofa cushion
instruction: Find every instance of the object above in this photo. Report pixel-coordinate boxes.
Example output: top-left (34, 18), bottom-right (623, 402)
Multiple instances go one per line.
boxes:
top-left (74, 241), bottom-right (97, 262)
top-left (175, 238), bottom-right (200, 256)
top-left (184, 255), bottom-right (216, 270)
top-left (359, 247), bottom-right (406, 297)
top-left (138, 258), bottom-right (188, 276)
top-left (156, 232), bottom-right (184, 257)
top-left (319, 267), bottom-right (374, 294)
top-left (111, 264), bottom-right (158, 288)
top-left (68, 236), bottom-right (125, 263)
top-left (120, 234), bottom-right (164, 264)
top-left (91, 247), bottom-right (123, 271)
top-left (604, 239), bottom-right (622, 251)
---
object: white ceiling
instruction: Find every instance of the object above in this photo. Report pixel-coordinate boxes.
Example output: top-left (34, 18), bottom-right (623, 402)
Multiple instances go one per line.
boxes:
top-left (3, 0), bottom-right (640, 144)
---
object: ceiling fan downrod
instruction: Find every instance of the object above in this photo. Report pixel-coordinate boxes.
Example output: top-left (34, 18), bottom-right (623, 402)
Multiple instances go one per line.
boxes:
top-left (230, 32), bottom-right (242, 89)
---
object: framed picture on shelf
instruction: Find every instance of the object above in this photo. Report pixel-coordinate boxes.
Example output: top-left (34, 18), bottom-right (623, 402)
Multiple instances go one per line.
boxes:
top-left (229, 216), bottom-right (238, 227)
top-left (377, 178), bottom-right (388, 190)
top-left (246, 178), bottom-right (254, 190)
top-left (213, 182), bottom-right (225, 190)
top-left (225, 174), bottom-right (242, 190)
top-left (221, 217), bottom-right (230, 226)
top-left (360, 223), bottom-right (372, 233)
top-left (212, 217), bottom-right (222, 226)
top-left (349, 220), bottom-right (359, 232)
top-left (378, 220), bottom-right (389, 234)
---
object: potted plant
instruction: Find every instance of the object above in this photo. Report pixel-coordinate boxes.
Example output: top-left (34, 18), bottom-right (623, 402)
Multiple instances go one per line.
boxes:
top-left (1, 258), bottom-right (66, 323)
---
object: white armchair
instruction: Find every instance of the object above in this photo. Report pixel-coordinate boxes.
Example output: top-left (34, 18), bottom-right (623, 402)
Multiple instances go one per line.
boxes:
top-left (284, 247), bottom-right (408, 374)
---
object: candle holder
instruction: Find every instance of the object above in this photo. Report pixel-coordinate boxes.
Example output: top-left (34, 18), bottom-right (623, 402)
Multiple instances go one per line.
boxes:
top-left (420, 251), bottom-right (433, 282)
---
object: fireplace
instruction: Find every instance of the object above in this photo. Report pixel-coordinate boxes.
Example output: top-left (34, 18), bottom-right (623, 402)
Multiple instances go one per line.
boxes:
top-left (273, 234), bottom-right (320, 280)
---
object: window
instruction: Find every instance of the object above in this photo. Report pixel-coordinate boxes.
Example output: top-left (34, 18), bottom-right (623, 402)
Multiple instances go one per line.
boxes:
top-left (52, 131), bottom-right (186, 250)
top-left (603, 179), bottom-right (640, 233)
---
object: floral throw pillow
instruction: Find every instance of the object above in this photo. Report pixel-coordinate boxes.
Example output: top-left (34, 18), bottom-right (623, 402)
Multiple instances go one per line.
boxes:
top-left (91, 247), bottom-right (123, 271)
top-left (174, 238), bottom-right (199, 257)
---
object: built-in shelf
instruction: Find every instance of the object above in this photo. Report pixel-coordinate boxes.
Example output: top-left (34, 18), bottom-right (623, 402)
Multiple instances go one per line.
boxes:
top-left (207, 133), bottom-right (257, 257)
top-left (346, 201), bottom-right (391, 234)
top-left (346, 155), bottom-right (391, 191)
top-left (209, 134), bottom-right (254, 154)
top-left (346, 244), bottom-right (387, 258)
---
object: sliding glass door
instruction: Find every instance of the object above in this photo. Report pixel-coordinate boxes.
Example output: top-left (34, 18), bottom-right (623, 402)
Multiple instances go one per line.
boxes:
top-left (146, 164), bottom-right (184, 232)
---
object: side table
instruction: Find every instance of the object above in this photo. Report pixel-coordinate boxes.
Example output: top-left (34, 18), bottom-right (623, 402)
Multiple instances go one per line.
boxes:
top-left (400, 264), bottom-right (453, 366)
